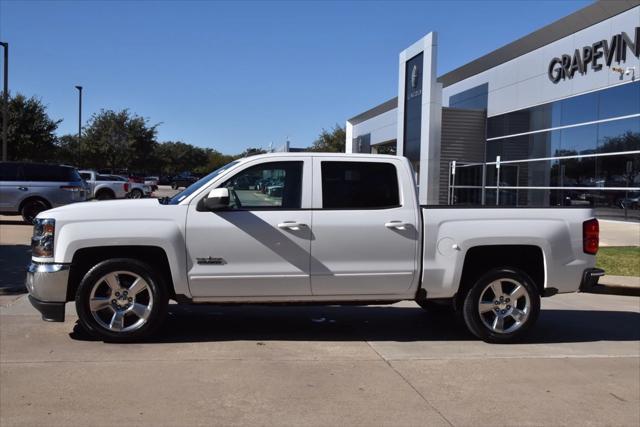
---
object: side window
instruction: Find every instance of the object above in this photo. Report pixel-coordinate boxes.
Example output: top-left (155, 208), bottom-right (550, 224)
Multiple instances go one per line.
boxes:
top-left (0, 163), bottom-right (21, 181)
top-left (80, 173), bottom-right (91, 181)
top-left (22, 164), bottom-right (56, 182)
top-left (221, 161), bottom-right (303, 209)
top-left (321, 161), bottom-right (400, 209)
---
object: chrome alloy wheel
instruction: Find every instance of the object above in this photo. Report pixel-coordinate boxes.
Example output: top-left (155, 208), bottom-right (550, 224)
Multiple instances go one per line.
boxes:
top-left (478, 278), bottom-right (530, 334)
top-left (89, 271), bottom-right (154, 332)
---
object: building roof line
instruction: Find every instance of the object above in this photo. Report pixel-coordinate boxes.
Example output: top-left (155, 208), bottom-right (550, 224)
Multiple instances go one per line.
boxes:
top-left (438, 0), bottom-right (640, 88)
top-left (347, 97), bottom-right (398, 125)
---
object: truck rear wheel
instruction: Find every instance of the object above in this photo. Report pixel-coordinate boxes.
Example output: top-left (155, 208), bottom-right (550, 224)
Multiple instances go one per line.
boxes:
top-left (462, 268), bottom-right (540, 344)
top-left (75, 258), bottom-right (168, 342)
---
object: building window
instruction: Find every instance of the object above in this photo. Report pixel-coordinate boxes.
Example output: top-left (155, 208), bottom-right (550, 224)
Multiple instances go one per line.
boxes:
top-left (449, 83), bottom-right (488, 110)
top-left (487, 80), bottom-right (640, 139)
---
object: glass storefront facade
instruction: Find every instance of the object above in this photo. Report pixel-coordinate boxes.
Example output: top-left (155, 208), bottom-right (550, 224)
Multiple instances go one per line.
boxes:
top-left (452, 80), bottom-right (640, 220)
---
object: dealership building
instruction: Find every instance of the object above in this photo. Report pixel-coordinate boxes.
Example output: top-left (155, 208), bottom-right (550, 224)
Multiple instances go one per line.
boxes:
top-left (346, 0), bottom-right (640, 219)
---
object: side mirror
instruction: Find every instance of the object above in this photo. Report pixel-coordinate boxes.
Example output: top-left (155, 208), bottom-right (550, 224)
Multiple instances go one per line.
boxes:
top-left (201, 188), bottom-right (230, 211)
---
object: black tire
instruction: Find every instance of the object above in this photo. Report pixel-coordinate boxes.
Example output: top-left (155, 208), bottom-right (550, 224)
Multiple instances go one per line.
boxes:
top-left (462, 268), bottom-right (540, 344)
top-left (416, 299), bottom-right (454, 315)
top-left (96, 189), bottom-right (115, 200)
top-left (171, 182), bottom-right (178, 190)
top-left (21, 198), bottom-right (49, 224)
top-left (75, 258), bottom-right (168, 342)
top-left (129, 188), bottom-right (143, 199)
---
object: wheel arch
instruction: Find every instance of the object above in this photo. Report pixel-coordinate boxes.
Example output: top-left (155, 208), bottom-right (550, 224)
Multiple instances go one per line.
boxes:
top-left (455, 244), bottom-right (545, 308)
top-left (67, 245), bottom-right (176, 302)
top-left (95, 186), bottom-right (115, 198)
top-left (19, 195), bottom-right (52, 213)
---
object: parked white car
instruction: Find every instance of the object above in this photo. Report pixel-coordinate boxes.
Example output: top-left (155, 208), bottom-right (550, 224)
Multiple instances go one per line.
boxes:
top-left (27, 154), bottom-right (602, 343)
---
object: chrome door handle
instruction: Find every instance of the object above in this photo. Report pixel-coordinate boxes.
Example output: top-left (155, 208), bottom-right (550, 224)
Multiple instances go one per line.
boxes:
top-left (277, 221), bottom-right (307, 230)
top-left (385, 221), bottom-right (409, 230)
top-left (17, 187), bottom-right (28, 191)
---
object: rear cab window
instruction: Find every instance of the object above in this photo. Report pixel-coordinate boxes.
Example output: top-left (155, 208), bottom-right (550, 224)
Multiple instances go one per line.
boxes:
top-left (320, 161), bottom-right (400, 209)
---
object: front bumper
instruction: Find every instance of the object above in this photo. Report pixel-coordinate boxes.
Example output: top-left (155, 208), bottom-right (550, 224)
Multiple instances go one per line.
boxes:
top-left (25, 262), bottom-right (70, 322)
top-left (28, 295), bottom-right (65, 322)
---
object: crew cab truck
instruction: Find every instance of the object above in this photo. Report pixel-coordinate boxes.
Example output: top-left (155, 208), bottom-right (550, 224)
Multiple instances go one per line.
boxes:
top-left (26, 153), bottom-right (603, 343)
top-left (79, 170), bottom-right (131, 200)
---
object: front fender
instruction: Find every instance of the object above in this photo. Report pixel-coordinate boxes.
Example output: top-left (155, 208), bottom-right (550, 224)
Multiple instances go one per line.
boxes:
top-left (54, 219), bottom-right (189, 297)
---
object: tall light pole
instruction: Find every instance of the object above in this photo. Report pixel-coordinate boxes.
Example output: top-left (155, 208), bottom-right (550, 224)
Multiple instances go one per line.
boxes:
top-left (75, 85), bottom-right (82, 143)
top-left (1, 42), bottom-right (8, 161)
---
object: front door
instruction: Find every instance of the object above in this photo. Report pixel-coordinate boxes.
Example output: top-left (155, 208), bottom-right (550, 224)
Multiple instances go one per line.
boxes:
top-left (185, 158), bottom-right (313, 298)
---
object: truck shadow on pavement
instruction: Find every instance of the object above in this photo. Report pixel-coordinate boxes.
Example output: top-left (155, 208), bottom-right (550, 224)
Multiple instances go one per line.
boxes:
top-left (69, 304), bottom-right (640, 344)
top-left (0, 245), bottom-right (30, 293)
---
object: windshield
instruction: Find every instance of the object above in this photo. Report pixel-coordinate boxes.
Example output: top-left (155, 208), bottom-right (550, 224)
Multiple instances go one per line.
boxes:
top-left (164, 161), bottom-right (240, 205)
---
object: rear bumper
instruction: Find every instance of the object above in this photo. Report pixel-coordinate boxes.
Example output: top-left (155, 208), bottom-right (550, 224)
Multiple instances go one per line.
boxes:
top-left (579, 268), bottom-right (605, 292)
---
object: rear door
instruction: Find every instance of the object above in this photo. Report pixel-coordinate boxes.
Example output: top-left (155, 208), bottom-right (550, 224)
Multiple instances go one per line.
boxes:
top-left (310, 157), bottom-right (420, 296)
top-left (186, 157), bottom-right (313, 298)
top-left (0, 163), bottom-right (23, 212)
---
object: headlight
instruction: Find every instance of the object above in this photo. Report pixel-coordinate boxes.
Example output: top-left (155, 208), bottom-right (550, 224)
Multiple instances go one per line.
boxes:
top-left (32, 218), bottom-right (55, 258)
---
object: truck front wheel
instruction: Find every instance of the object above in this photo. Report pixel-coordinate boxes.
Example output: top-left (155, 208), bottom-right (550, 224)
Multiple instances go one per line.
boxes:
top-left (462, 268), bottom-right (540, 344)
top-left (75, 258), bottom-right (168, 342)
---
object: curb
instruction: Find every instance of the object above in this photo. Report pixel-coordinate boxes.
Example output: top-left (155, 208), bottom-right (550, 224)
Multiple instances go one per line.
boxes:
top-left (599, 275), bottom-right (640, 289)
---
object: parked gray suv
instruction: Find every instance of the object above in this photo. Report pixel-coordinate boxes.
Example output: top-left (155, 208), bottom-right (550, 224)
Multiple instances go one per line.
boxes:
top-left (0, 162), bottom-right (87, 223)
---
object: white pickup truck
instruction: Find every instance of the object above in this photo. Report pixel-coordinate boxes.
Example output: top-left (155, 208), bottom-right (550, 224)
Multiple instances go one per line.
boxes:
top-left (26, 153), bottom-right (603, 343)
top-left (79, 170), bottom-right (150, 200)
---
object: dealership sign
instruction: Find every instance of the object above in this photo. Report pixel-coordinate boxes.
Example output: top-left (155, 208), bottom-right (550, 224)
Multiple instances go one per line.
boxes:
top-left (548, 27), bottom-right (639, 83)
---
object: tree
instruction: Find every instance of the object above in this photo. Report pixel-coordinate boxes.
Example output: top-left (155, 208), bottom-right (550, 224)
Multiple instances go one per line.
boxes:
top-left (82, 109), bottom-right (159, 172)
top-left (55, 134), bottom-right (84, 166)
top-left (203, 149), bottom-right (236, 173)
top-left (0, 92), bottom-right (61, 162)
top-left (309, 124), bottom-right (345, 152)
top-left (153, 141), bottom-right (209, 175)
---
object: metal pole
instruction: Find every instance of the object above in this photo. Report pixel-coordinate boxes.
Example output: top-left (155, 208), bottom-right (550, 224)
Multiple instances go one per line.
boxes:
top-left (481, 162), bottom-right (486, 206)
top-left (75, 86), bottom-right (83, 143)
top-left (495, 155), bottom-right (501, 206)
top-left (450, 160), bottom-right (456, 205)
top-left (1, 42), bottom-right (8, 161)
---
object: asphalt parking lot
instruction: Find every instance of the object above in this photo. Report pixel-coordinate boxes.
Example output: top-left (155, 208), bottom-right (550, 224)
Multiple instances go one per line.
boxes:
top-left (1, 190), bottom-right (639, 426)
top-left (1, 293), bottom-right (639, 426)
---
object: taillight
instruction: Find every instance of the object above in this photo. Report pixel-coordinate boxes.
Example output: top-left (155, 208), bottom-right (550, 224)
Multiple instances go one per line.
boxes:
top-left (583, 218), bottom-right (599, 255)
top-left (124, 183), bottom-right (129, 192)
top-left (60, 185), bottom-right (81, 192)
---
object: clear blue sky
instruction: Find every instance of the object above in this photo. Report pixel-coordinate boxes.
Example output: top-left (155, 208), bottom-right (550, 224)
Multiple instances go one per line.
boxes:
top-left (0, 0), bottom-right (590, 154)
